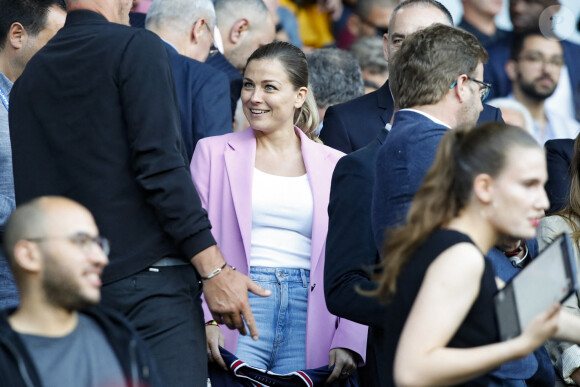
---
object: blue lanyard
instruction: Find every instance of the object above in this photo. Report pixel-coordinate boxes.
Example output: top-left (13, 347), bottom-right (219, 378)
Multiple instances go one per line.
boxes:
top-left (0, 86), bottom-right (8, 112)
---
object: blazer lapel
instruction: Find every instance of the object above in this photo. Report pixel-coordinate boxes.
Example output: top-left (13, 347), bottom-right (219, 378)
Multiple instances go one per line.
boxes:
top-left (377, 81), bottom-right (395, 126)
top-left (298, 129), bottom-right (330, 274)
top-left (224, 128), bottom-right (256, 264)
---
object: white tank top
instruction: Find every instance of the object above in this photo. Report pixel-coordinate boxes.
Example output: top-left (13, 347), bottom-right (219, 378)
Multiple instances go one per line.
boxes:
top-left (250, 168), bottom-right (313, 269)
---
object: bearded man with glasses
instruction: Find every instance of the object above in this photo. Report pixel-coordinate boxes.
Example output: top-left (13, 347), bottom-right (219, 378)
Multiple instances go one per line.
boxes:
top-left (505, 29), bottom-right (580, 143)
top-left (0, 196), bottom-right (162, 386)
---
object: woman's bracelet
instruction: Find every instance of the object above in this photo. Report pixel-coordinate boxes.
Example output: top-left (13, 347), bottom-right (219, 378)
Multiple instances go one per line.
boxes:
top-left (205, 320), bottom-right (219, 327)
top-left (200, 262), bottom-right (228, 280)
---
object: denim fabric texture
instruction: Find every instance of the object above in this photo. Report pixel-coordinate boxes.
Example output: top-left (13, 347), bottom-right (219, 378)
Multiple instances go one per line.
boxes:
top-left (236, 267), bottom-right (309, 374)
top-left (0, 71), bottom-right (18, 310)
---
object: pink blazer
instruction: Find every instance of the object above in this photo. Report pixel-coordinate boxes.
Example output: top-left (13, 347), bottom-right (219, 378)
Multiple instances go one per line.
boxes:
top-left (191, 127), bottom-right (367, 368)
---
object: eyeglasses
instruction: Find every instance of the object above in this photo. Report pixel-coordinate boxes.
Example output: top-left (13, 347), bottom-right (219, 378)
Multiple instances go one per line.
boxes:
top-left (450, 77), bottom-right (492, 102)
top-left (518, 54), bottom-right (564, 68)
top-left (204, 22), bottom-right (218, 59)
top-left (27, 232), bottom-right (111, 256)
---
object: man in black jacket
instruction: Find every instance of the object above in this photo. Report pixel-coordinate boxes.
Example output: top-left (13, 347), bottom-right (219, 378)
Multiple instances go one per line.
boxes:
top-left (8, 0), bottom-right (269, 385)
top-left (0, 196), bottom-right (161, 387)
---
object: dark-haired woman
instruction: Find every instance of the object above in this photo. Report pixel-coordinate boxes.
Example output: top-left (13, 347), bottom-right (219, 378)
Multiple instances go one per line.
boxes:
top-left (190, 41), bottom-right (366, 380)
top-left (372, 122), bottom-right (580, 386)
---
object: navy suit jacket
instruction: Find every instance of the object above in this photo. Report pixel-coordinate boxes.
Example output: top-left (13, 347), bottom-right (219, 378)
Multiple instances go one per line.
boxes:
top-left (325, 129), bottom-right (387, 386)
top-left (165, 44), bottom-right (232, 161)
top-left (371, 110), bottom-right (449, 248)
top-left (545, 138), bottom-right (575, 215)
top-left (320, 81), bottom-right (503, 154)
top-left (484, 39), bottom-right (580, 121)
top-left (206, 51), bottom-right (243, 118)
top-left (320, 82), bottom-right (393, 154)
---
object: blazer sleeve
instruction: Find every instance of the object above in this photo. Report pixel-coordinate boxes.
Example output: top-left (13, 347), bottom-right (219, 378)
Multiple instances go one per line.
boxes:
top-left (330, 317), bottom-right (368, 365)
top-left (320, 105), bottom-right (353, 153)
top-left (120, 30), bottom-right (215, 259)
top-left (190, 139), bottom-right (211, 211)
top-left (545, 139), bottom-right (574, 215)
top-left (324, 152), bottom-right (385, 326)
top-left (190, 139), bottom-right (215, 322)
top-left (193, 70), bottom-right (232, 147)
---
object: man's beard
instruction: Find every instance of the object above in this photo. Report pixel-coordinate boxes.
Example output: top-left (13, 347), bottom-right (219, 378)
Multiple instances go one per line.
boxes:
top-left (518, 73), bottom-right (557, 102)
top-left (42, 256), bottom-right (97, 312)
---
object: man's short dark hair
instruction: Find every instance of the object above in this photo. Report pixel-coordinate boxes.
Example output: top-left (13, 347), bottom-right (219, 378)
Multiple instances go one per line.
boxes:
top-left (0, 0), bottom-right (66, 50)
top-left (509, 28), bottom-right (558, 60)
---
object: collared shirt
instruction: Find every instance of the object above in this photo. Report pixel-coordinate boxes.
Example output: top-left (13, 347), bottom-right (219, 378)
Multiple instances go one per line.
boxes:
top-left (506, 94), bottom-right (580, 143)
top-left (399, 108), bottom-right (451, 128)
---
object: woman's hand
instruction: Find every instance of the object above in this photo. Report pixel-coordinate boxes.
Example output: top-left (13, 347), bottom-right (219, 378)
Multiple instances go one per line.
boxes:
top-left (518, 303), bottom-right (561, 354)
top-left (206, 325), bottom-right (227, 370)
top-left (327, 348), bottom-right (357, 383)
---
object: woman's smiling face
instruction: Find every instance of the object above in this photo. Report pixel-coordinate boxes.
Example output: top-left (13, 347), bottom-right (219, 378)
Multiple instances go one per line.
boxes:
top-left (241, 58), bottom-right (306, 134)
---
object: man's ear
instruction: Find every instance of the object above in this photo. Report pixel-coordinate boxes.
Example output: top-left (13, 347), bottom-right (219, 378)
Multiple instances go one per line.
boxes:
top-left (452, 74), bottom-right (469, 103)
top-left (8, 22), bottom-right (26, 49)
top-left (382, 33), bottom-right (389, 62)
top-left (12, 240), bottom-right (42, 275)
top-left (473, 173), bottom-right (494, 205)
top-left (505, 60), bottom-right (517, 82)
top-left (191, 18), bottom-right (206, 44)
top-left (229, 18), bottom-right (249, 44)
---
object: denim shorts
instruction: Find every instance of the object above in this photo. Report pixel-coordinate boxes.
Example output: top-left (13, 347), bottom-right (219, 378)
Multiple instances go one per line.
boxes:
top-left (236, 267), bottom-right (309, 374)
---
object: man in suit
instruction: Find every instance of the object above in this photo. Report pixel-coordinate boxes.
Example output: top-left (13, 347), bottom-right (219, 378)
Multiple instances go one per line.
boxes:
top-left (320, 0), bottom-right (503, 154)
top-left (145, 0), bottom-right (232, 161)
top-left (207, 0), bottom-right (276, 118)
top-left (371, 22), bottom-right (489, 250)
top-left (325, 3), bottom-right (500, 385)
top-left (8, 0), bottom-right (270, 385)
top-left (0, 0), bottom-right (67, 310)
top-left (484, 0), bottom-right (580, 123)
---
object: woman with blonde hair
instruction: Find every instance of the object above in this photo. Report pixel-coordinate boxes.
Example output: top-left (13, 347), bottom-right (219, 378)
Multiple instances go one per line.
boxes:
top-left (191, 41), bottom-right (366, 381)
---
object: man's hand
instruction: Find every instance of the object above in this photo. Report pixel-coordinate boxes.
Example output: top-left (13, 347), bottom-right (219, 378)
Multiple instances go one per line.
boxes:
top-left (192, 245), bottom-right (271, 339)
top-left (327, 348), bottom-right (357, 383)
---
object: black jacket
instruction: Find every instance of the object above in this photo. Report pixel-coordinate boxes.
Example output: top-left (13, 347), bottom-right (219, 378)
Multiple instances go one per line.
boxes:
top-left (0, 306), bottom-right (162, 387)
top-left (9, 10), bottom-right (216, 284)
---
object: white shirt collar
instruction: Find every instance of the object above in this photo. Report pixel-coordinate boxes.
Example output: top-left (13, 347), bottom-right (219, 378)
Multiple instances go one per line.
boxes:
top-left (399, 108), bottom-right (451, 128)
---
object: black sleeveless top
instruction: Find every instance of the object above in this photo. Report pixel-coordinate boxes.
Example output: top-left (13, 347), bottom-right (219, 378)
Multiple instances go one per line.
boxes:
top-left (382, 229), bottom-right (499, 386)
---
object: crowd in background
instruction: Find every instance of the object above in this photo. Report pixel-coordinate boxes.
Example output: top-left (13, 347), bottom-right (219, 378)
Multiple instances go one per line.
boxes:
top-left (2, 0), bottom-right (580, 386)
